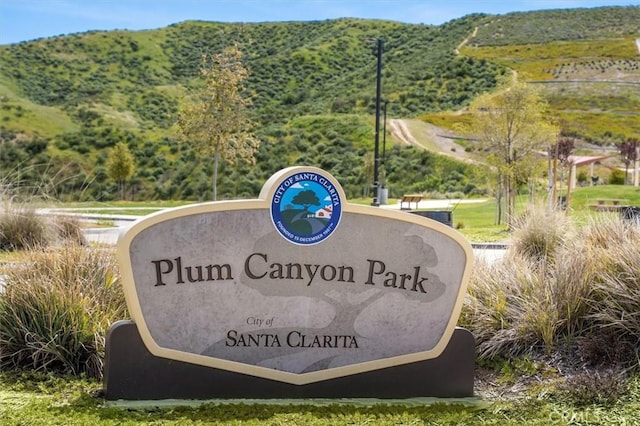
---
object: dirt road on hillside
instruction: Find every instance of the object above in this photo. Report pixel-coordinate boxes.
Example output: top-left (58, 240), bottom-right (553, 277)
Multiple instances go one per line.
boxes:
top-left (388, 119), bottom-right (479, 164)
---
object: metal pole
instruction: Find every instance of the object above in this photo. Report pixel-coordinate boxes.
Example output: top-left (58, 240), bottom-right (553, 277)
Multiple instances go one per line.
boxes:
top-left (371, 39), bottom-right (383, 206)
top-left (382, 100), bottom-right (387, 165)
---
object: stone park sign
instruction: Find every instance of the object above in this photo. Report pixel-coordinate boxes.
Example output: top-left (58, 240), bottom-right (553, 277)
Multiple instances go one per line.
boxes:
top-left (104, 167), bottom-right (475, 400)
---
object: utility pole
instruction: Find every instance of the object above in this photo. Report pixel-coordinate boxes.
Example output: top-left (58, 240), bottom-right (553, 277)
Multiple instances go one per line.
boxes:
top-left (371, 38), bottom-right (383, 206)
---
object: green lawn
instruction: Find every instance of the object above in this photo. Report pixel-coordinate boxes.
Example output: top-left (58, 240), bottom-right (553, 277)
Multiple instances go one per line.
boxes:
top-left (2, 372), bottom-right (640, 425)
top-left (39, 185), bottom-right (640, 244)
top-left (567, 185), bottom-right (640, 209)
top-left (449, 201), bottom-right (510, 242)
top-left (417, 185), bottom-right (640, 242)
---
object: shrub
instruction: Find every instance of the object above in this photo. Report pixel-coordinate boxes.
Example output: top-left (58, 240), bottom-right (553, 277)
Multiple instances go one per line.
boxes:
top-left (52, 215), bottom-right (87, 246)
top-left (463, 210), bottom-right (640, 367)
top-left (0, 246), bottom-right (127, 379)
top-left (556, 369), bottom-right (628, 407)
top-left (608, 169), bottom-right (626, 184)
top-left (0, 206), bottom-right (86, 251)
top-left (0, 208), bottom-right (54, 251)
top-left (510, 208), bottom-right (573, 264)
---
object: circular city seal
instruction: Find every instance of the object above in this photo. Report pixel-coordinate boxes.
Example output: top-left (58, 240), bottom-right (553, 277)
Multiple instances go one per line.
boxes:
top-left (270, 170), bottom-right (342, 245)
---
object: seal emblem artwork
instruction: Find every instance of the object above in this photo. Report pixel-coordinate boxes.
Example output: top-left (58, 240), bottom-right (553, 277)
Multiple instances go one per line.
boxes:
top-left (270, 170), bottom-right (342, 245)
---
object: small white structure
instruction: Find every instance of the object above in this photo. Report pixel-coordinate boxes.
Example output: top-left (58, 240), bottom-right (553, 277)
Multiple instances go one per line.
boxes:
top-left (315, 205), bottom-right (333, 219)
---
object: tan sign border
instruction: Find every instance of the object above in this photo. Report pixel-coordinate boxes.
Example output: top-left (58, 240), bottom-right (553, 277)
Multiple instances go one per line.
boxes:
top-left (117, 167), bottom-right (473, 385)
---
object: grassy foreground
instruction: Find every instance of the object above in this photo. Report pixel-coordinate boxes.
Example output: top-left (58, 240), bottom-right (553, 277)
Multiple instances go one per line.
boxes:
top-left (2, 372), bottom-right (640, 425)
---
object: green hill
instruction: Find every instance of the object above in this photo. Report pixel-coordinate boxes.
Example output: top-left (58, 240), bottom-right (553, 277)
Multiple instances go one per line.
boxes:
top-left (448, 6), bottom-right (640, 144)
top-left (0, 6), bottom-right (638, 202)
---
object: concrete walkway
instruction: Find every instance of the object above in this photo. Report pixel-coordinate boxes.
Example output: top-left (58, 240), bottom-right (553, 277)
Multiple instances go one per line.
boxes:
top-left (380, 198), bottom-right (487, 210)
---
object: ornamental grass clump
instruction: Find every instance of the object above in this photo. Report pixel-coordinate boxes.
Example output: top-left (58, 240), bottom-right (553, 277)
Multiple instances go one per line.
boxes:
top-left (509, 208), bottom-right (573, 265)
top-left (0, 245), bottom-right (127, 379)
top-left (464, 253), bottom-right (562, 359)
top-left (0, 207), bottom-right (54, 251)
top-left (463, 208), bottom-right (640, 368)
top-left (464, 208), bottom-right (581, 359)
top-left (52, 215), bottom-right (87, 246)
top-left (580, 216), bottom-right (640, 366)
top-left (0, 205), bottom-right (86, 251)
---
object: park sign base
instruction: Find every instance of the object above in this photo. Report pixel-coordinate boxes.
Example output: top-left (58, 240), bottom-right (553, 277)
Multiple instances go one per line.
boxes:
top-left (104, 321), bottom-right (474, 400)
top-left (105, 166), bottom-right (475, 400)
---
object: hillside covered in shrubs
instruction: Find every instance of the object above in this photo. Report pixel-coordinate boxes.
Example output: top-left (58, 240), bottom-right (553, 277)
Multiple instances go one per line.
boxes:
top-left (0, 6), bottom-right (638, 201)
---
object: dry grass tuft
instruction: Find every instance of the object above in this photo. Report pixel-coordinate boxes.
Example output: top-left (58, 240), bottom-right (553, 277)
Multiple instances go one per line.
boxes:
top-left (463, 208), bottom-right (640, 369)
top-left (0, 206), bottom-right (86, 251)
top-left (0, 245), bottom-right (127, 379)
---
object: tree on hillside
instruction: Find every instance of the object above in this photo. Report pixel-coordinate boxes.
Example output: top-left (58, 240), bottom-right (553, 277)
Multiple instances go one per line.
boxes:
top-left (618, 138), bottom-right (638, 185)
top-left (106, 142), bottom-right (135, 200)
top-left (466, 78), bottom-right (558, 228)
top-left (176, 46), bottom-right (260, 201)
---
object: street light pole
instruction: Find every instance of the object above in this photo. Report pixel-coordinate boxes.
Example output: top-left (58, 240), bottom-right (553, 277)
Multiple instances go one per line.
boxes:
top-left (371, 38), bottom-right (383, 206)
top-left (382, 100), bottom-right (388, 169)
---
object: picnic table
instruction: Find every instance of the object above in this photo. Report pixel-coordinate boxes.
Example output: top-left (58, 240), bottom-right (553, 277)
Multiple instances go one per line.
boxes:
top-left (589, 199), bottom-right (630, 212)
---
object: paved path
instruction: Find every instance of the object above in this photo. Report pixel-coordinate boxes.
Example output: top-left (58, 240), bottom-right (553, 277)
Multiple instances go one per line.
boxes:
top-left (380, 198), bottom-right (487, 210)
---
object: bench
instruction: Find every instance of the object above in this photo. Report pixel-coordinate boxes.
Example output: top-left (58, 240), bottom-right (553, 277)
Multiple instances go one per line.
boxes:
top-left (589, 199), bottom-right (630, 212)
top-left (400, 194), bottom-right (423, 210)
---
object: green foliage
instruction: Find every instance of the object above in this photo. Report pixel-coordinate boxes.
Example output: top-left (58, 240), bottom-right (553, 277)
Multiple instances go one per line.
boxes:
top-left (383, 145), bottom-right (487, 197)
top-left (463, 38), bottom-right (640, 82)
top-left (0, 15), bottom-right (508, 201)
top-left (608, 169), bottom-right (626, 185)
top-left (127, 89), bottom-right (178, 128)
top-left (472, 6), bottom-right (640, 46)
top-left (0, 8), bottom-right (636, 201)
top-left (161, 17), bottom-right (503, 120)
top-left (177, 46), bottom-right (259, 201)
top-left (0, 246), bottom-right (126, 379)
top-left (478, 356), bottom-right (544, 384)
top-left (465, 78), bottom-right (558, 227)
top-left (106, 142), bottom-right (135, 200)
top-left (461, 35), bottom-right (640, 143)
top-left (0, 129), bottom-right (51, 185)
